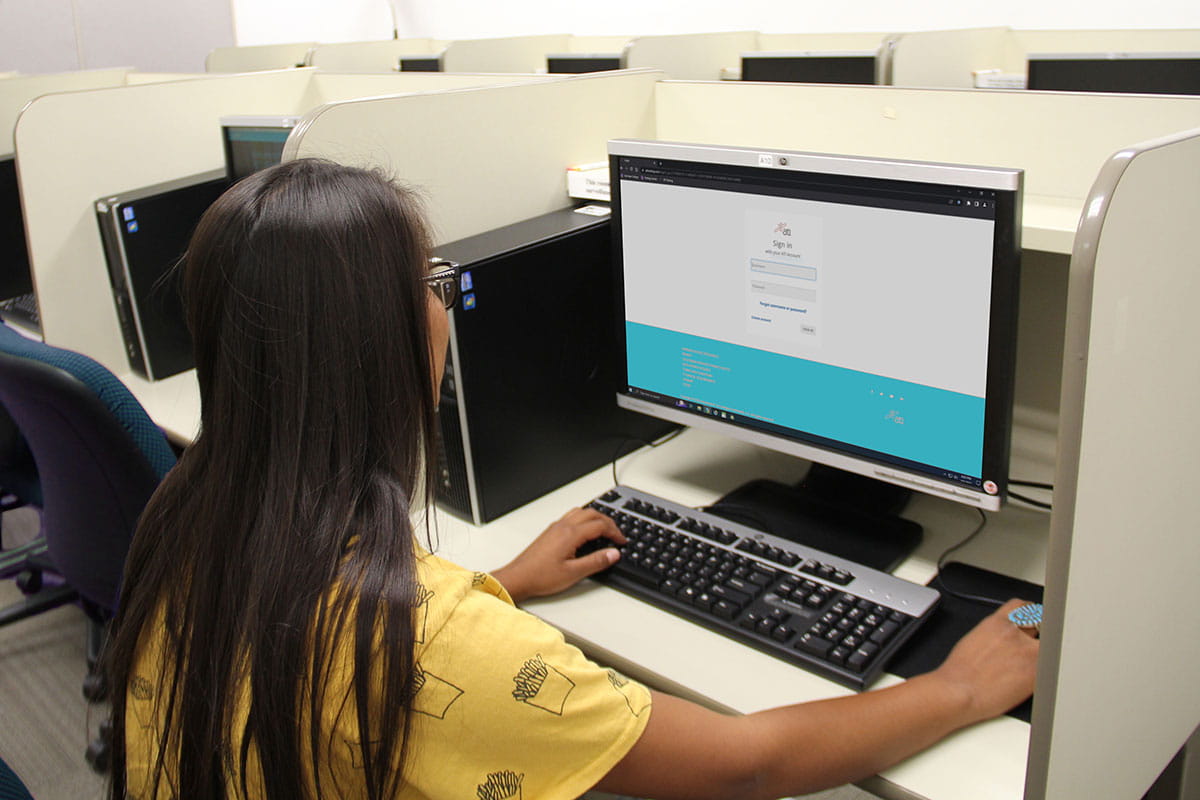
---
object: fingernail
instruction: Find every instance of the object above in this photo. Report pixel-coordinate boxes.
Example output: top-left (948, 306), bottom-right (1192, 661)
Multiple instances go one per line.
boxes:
top-left (605, 548), bottom-right (619, 564)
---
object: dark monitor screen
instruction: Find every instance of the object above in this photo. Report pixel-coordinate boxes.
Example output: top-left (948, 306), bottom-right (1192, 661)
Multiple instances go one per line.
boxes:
top-left (609, 139), bottom-right (1022, 512)
top-left (1027, 52), bottom-right (1200, 94)
top-left (0, 157), bottom-right (33, 302)
top-left (742, 51), bottom-right (878, 85)
top-left (221, 117), bottom-right (298, 181)
top-left (400, 56), bottom-right (442, 72)
top-left (97, 173), bottom-right (230, 380)
top-left (546, 54), bottom-right (623, 74)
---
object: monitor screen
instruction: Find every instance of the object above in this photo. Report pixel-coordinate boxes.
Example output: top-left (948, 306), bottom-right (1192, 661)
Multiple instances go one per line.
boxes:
top-left (399, 56), bottom-right (442, 72)
top-left (221, 116), bottom-right (299, 181)
top-left (609, 140), bottom-right (1021, 512)
top-left (0, 156), bottom-right (33, 302)
top-left (546, 54), bottom-right (623, 74)
top-left (741, 51), bottom-right (878, 85)
top-left (1027, 52), bottom-right (1200, 94)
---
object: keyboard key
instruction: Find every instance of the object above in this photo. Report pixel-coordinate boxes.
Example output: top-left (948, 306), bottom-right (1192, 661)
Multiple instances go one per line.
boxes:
top-left (847, 643), bottom-right (881, 672)
top-left (828, 646), bottom-right (851, 665)
top-left (712, 584), bottom-right (752, 606)
top-left (796, 633), bottom-right (833, 658)
top-left (712, 600), bottom-right (740, 620)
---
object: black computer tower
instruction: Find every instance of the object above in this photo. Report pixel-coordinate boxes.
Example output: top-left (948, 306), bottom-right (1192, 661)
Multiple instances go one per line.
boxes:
top-left (434, 207), bottom-right (675, 524)
top-left (95, 170), bottom-right (230, 380)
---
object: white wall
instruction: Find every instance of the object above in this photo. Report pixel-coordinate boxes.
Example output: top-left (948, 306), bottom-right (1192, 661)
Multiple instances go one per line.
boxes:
top-left (0, 0), bottom-right (234, 73)
top-left (232, 0), bottom-right (1200, 44)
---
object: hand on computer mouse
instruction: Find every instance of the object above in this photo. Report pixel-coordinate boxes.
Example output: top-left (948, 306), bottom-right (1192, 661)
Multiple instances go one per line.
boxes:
top-left (491, 507), bottom-right (626, 604)
top-left (929, 598), bottom-right (1041, 724)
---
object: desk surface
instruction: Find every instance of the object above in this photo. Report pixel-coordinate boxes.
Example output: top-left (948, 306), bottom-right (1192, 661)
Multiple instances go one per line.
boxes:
top-left (427, 425), bottom-right (1052, 800)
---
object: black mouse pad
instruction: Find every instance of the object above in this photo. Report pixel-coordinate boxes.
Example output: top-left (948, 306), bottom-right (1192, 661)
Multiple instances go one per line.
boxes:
top-left (887, 562), bottom-right (1043, 723)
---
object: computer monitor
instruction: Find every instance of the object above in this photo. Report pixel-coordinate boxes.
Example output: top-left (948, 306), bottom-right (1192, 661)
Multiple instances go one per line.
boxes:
top-left (399, 55), bottom-right (442, 72)
top-left (608, 139), bottom-right (1021, 564)
top-left (220, 115), bottom-right (300, 182)
top-left (1027, 51), bottom-right (1200, 94)
top-left (546, 53), bottom-right (623, 73)
top-left (741, 51), bottom-right (879, 85)
top-left (0, 156), bottom-right (33, 302)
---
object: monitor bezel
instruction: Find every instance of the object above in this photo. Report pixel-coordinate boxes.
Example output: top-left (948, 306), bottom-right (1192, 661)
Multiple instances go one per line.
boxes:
top-left (608, 139), bottom-right (1022, 512)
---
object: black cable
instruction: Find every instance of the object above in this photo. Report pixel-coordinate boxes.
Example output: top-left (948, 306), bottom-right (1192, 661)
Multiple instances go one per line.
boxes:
top-left (1008, 490), bottom-right (1052, 510)
top-left (934, 508), bottom-right (1006, 607)
top-left (1009, 478), bottom-right (1053, 490)
top-left (609, 428), bottom-right (685, 485)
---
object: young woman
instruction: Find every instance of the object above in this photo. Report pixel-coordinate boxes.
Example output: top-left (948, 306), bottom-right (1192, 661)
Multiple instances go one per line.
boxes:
top-left (106, 159), bottom-right (1039, 800)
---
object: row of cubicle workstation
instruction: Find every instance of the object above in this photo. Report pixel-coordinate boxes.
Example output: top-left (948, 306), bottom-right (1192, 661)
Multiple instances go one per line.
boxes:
top-left (2, 29), bottom-right (1199, 800)
top-left (206, 27), bottom-right (1200, 93)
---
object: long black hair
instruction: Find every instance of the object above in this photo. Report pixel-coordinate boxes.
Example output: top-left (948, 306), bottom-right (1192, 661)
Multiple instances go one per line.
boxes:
top-left (105, 159), bottom-right (439, 798)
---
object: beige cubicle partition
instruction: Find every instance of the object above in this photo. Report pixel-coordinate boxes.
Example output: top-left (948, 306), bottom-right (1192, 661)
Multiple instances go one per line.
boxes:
top-left (1014, 28), bottom-right (1200, 55)
top-left (569, 35), bottom-right (633, 53)
top-left (1028, 126), bottom-right (1200, 800)
top-left (205, 42), bottom-right (316, 72)
top-left (891, 26), bottom-right (1025, 88)
top-left (13, 70), bottom-right (561, 442)
top-left (623, 31), bottom-right (758, 80)
top-left (0, 69), bottom-right (132, 156)
top-left (441, 34), bottom-right (571, 73)
top-left (306, 38), bottom-right (440, 72)
top-left (286, 69), bottom-right (662, 244)
top-left (756, 32), bottom-right (895, 51)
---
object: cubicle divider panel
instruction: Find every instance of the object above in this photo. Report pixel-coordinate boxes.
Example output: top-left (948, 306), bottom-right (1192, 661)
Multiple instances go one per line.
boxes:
top-left (891, 26), bottom-right (1025, 87)
top-left (307, 39), bottom-right (439, 72)
top-left (287, 70), bottom-right (661, 244)
top-left (441, 34), bottom-right (572, 73)
top-left (623, 31), bottom-right (758, 80)
top-left (755, 32), bottom-right (893, 52)
top-left (15, 69), bottom-right (314, 370)
top-left (1014, 28), bottom-right (1200, 56)
top-left (1031, 127), bottom-right (1200, 800)
top-left (569, 35), bottom-right (633, 53)
top-left (0, 69), bottom-right (132, 157)
top-left (654, 81), bottom-right (1200, 227)
top-left (303, 72), bottom-right (556, 109)
top-left (205, 42), bottom-right (316, 73)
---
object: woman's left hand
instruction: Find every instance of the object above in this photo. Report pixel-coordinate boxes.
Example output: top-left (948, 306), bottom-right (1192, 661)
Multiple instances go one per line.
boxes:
top-left (491, 507), bottom-right (626, 604)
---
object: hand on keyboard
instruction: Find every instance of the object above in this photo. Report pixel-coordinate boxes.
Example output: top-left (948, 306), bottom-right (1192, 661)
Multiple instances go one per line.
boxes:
top-left (491, 506), bottom-right (626, 604)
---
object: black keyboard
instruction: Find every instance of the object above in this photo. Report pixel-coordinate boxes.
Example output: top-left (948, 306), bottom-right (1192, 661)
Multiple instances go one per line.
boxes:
top-left (580, 486), bottom-right (941, 690)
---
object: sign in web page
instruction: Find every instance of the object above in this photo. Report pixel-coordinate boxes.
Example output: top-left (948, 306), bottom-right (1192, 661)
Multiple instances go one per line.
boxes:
top-left (619, 174), bottom-right (997, 478)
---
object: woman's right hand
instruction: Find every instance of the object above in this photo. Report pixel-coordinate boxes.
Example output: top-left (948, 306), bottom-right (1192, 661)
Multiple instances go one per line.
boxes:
top-left (929, 598), bottom-right (1042, 724)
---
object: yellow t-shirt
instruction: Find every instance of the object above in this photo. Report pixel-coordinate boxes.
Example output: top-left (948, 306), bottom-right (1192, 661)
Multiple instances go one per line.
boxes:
top-left (125, 550), bottom-right (652, 799)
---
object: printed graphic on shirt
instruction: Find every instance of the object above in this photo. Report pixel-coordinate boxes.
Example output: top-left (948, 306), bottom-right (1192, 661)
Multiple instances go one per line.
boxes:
top-left (129, 675), bottom-right (156, 729)
top-left (476, 770), bottom-right (524, 800)
top-left (607, 669), bottom-right (651, 717)
top-left (411, 662), bottom-right (464, 719)
top-left (413, 584), bottom-right (434, 644)
top-left (471, 571), bottom-right (489, 587)
top-left (511, 654), bottom-right (575, 715)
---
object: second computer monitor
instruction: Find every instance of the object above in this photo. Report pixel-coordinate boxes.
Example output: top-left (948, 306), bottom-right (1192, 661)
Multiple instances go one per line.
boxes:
top-left (1027, 51), bottom-right (1200, 94)
top-left (221, 116), bottom-right (300, 182)
top-left (608, 139), bottom-right (1022, 514)
top-left (741, 51), bottom-right (880, 85)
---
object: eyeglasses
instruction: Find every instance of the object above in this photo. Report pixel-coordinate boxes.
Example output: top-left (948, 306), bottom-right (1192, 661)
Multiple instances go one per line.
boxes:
top-left (423, 258), bottom-right (461, 310)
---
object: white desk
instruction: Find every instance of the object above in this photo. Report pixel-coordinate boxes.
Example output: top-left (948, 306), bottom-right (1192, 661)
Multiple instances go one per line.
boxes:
top-left (427, 425), bottom-right (1052, 800)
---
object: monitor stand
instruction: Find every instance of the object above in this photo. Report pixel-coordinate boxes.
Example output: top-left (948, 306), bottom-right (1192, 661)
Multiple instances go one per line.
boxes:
top-left (704, 464), bottom-right (922, 573)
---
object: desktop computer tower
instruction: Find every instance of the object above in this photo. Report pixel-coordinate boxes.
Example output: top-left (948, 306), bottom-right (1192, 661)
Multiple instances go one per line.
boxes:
top-left (95, 170), bottom-right (229, 380)
top-left (433, 207), bottom-right (675, 524)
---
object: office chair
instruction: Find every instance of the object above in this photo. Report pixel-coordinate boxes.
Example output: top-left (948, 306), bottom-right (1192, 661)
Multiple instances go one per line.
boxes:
top-left (0, 322), bottom-right (176, 771)
top-left (0, 754), bottom-right (34, 800)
